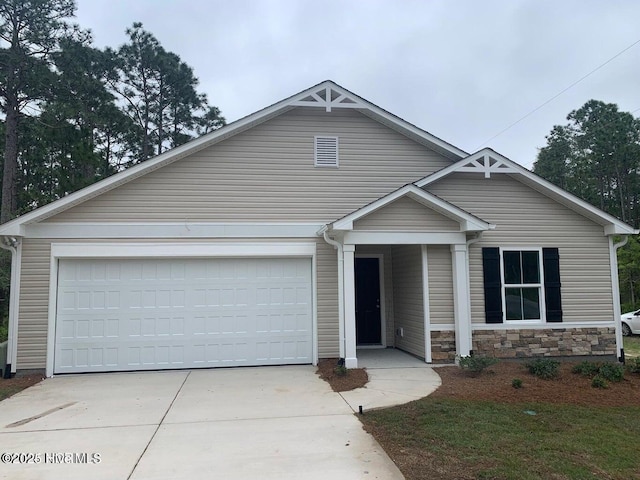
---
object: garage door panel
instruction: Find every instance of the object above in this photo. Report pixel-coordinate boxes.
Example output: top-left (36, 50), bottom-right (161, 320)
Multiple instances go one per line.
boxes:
top-left (54, 257), bottom-right (313, 373)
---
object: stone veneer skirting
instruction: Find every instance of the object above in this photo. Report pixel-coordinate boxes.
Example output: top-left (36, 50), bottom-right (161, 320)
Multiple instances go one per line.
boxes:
top-left (471, 327), bottom-right (616, 358)
top-left (430, 327), bottom-right (616, 362)
top-left (431, 331), bottom-right (457, 363)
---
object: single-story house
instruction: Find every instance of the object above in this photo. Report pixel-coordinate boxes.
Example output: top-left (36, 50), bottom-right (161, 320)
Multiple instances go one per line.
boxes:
top-left (1, 80), bottom-right (638, 377)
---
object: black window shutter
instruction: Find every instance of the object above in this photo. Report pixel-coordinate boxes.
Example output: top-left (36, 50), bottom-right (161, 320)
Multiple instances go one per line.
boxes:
top-left (543, 248), bottom-right (563, 322)
top-left (482, 247), bottom-right (503, 323)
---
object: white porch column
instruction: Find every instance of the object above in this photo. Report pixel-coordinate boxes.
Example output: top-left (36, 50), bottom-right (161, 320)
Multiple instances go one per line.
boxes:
top-left (343, 244), bottom-right (358, 368)
top-left (451, 244), bottom-right (472, 358)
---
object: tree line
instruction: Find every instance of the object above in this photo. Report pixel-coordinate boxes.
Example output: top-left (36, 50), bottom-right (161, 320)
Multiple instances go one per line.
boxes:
top-left (0, 0), bottom-right (225, 224)
top-left (533, 100), bottom-right (640, 311)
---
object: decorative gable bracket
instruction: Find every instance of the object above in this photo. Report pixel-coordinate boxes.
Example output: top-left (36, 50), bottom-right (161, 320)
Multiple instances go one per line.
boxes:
top-left (456, 152), bottom-right (518, 178)
top-left (291, 86), bottom-right (366, 112)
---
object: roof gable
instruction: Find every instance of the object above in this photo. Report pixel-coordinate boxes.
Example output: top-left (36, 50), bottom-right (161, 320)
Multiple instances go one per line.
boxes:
top-left (416, 148), bottom-right (639, 236)
top-left (331, 184), bottom-right (491, 232)
top-left (0, 80), bottom-right (466, 236)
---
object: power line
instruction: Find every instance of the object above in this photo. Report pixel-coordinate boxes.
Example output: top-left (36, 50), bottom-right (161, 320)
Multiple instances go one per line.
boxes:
top-left (475, 37), bottom-right (640, 149)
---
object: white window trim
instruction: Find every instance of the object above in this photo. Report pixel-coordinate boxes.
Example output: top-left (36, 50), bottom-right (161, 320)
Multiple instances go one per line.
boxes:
top-left (314, 135), bottom-right (339, 168)
top-left (45, 241), bottom-right (317, 377)
top-left (499, 247), bottom-right (546, 324)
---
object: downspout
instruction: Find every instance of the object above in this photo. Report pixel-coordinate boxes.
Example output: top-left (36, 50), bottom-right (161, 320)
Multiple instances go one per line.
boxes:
top-left (318, 226), bottom-right (345, 361)
top-left (464, 231), bottom-right (485, 355)
top-left (0, 236), bottom-right (21, 377)
top-left (611, 235), bottom-right (629, 363)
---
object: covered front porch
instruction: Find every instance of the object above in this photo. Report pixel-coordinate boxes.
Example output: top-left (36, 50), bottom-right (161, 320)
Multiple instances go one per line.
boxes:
top-left (320, 184), bottom-right (492, 368)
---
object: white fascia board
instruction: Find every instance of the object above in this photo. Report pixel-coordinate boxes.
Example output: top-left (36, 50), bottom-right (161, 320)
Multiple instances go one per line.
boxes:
top-left (332, 184), bottom-right (489, 232)
top-left (417, 148), bottom-right (638, 236)
top-left (25, 222), bottom-right (324, 239)
top-left (343, 231), bottom-right (466, 245)
top-left (50, 242), bottom-right (317, 258)
top-left (604, 224), bottom-right (640, 236)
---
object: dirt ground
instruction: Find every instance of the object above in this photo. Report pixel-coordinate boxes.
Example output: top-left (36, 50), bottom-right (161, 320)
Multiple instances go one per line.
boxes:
top-left (316, 358), bottom-right (368, 392)
top-left (432, 360), bottom-right (640, 407)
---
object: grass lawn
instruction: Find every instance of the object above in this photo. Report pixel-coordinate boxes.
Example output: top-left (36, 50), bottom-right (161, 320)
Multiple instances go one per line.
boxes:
top-left (361, 361), bottom-right (640, 480)
top-left (623, 335), bottom-right (640, 357)
top-left (363, 399), bottom-right (640, 480)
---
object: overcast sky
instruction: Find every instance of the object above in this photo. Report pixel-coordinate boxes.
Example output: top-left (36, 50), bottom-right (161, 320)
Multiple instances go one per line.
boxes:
top-left (74, 0), bottom-right (640, 169)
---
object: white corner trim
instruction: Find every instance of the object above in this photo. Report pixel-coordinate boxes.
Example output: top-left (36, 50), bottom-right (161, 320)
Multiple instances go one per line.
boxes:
top-left (25, 223), bottom-right (325, 239)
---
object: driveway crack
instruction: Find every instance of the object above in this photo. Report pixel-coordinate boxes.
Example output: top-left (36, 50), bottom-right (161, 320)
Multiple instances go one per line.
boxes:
top-left (127, 371), bottom-right (191, 480)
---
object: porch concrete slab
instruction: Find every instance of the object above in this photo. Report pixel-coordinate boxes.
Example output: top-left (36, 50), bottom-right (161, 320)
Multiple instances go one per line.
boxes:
top-left (357, 348), bottom-right (431, 368)
top-left (0, 371), bottom-right (187, 432)
top-left (0, 425), bottom-right (155, 480)
top-left (130, 415), bottom-right (403, 480)
top-left (164, 365), bottom-right (351, 424)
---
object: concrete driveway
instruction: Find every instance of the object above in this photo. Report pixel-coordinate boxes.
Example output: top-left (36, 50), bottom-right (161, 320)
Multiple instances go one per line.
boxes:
top-left (0, 366), bottom-right (404, 480)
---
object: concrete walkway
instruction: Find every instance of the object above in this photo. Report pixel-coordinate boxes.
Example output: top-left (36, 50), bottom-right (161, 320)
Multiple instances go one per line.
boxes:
top-left (341, 349), bottom-right (442, 412)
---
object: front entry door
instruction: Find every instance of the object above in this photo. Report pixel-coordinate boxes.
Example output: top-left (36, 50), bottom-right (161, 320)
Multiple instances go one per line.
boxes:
top-left (355, 257), bottom-right (382, 345)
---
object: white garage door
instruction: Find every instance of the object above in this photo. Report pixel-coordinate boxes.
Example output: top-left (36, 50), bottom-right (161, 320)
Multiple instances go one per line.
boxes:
top-left (54, 257), bottom-right (313, 373)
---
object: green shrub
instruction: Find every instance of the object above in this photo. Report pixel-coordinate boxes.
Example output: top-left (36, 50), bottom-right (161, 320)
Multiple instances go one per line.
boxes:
top-left (626, 357), bottom-right (640, 374)
top-left (571, 361), bottom-right (601, 377)
top-left (458, 355), bottom-right (499, 375)
top-left (591, 375), bottom-right (608, 389)
top-left (333, 365), bottom-right (348, 376)
top-left (526, 358), bottom-right (560, 379)
top-left (511, 378), bottom-right (523, 389)
top-left (598, 363), bottom-right (624, 382)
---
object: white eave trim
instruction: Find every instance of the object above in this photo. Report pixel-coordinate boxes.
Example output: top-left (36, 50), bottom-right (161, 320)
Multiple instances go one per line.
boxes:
top-left (50, 242), bottom-right (317, 258)
top-left (416, 148), bottom-right (639, 236)
top-left (331, 184), bottom-right (490, 232)
top-left (23, 222), bottom-right (325, 239)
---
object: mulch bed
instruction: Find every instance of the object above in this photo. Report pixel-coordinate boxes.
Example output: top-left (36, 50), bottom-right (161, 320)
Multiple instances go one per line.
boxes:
top-left (316, 358), bottom-right (368, 392)
top-left (432, 360), bottom-right (640, 407)
top-left (0, 373), bottom-right (44, 401)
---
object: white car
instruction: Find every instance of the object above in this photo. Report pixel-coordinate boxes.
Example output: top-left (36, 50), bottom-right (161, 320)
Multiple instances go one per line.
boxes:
top-left (621, 310), bottom-right (640, 336)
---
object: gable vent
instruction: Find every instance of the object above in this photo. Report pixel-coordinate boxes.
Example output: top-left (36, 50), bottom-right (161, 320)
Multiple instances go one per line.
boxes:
top-left (314, 136), bottom-right (339, 167)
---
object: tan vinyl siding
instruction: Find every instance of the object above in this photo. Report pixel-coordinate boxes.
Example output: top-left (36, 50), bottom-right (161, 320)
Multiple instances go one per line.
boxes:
top-left (17, 239), bottom-right (51, 369)
top-left (45, 108), bottom-right (451, 224)
top-left (425, 173), bottom-right (613, 324)
top-left (356, 245), bottom-right (395, 346)
top-left (16, 237), bottom-right (339, 370)
top-left (427, 245), bottom-right (454, 326)
top-left (391, 245), bottom-right (424, 357)
top-left (316, 239), bottom-right (339, 357)
top-left (353, 197), bottom-right (460, 232)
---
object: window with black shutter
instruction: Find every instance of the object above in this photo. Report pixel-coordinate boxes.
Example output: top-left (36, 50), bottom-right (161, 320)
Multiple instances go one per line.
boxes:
top-left (482, 247), bottom-right (562, 323)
